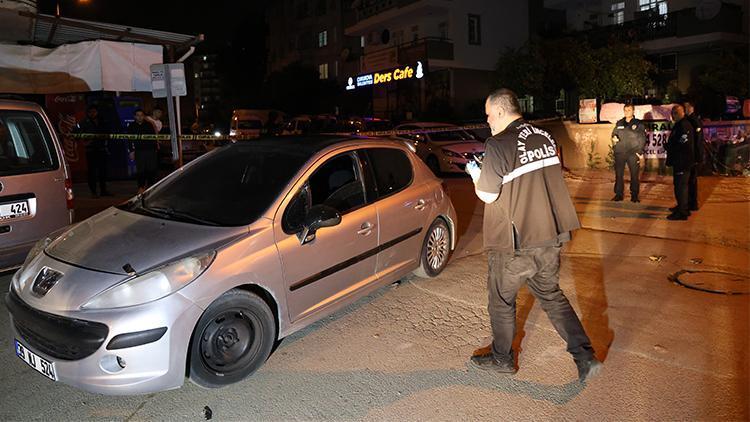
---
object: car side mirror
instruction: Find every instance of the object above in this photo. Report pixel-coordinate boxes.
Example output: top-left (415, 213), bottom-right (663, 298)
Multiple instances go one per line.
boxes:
top-left (298, 204), bottom-right (341, 245)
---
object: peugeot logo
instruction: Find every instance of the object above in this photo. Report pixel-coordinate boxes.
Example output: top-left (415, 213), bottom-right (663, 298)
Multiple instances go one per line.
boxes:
top-left (32, 267), bottom-right (63, 297)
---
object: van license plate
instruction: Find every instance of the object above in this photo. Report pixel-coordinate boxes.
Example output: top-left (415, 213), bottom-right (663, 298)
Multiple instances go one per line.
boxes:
top-left (15, 339), bottom-right (57, 381)
top-left (0, 201), bottom-right (29, 220)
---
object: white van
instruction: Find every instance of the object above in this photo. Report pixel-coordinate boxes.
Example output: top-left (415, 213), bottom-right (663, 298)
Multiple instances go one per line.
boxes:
top-left (230, 110), bottom-right (263, 138)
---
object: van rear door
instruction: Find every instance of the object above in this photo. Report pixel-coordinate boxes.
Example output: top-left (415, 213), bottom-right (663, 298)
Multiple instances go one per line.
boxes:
top-left (0, 109), bottom-right (71, 269)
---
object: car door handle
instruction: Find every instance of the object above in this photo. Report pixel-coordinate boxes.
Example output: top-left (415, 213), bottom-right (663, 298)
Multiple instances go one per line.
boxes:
top-left (357, 222), bottom-right (374, 236)
top-left (414, 199), bottom-right (426, 211)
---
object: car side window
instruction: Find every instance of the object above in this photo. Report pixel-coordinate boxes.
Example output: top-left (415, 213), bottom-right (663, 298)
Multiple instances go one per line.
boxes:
top-left (283, 152), bottom-right (366, 233)
top-left (365, 148), bottom-right (413, 199)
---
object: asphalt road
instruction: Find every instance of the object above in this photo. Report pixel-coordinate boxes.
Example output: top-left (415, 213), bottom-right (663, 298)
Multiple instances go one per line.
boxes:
top-left (0, 171), bottom-right (748, 421)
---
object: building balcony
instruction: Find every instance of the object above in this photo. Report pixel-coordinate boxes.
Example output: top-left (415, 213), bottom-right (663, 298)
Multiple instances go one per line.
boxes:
top-left (359, 37), bottom-right (453, 73)
top-left (583, 2), bottom-right (744, 46)
top-left (346, 0), bottom-right (450, 36)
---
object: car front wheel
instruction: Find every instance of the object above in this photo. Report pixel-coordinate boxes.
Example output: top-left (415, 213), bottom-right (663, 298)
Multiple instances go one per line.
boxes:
top-left (188, 289), bottom-right (276, 388)
top-left (414, 218), bottom-right (451, 278)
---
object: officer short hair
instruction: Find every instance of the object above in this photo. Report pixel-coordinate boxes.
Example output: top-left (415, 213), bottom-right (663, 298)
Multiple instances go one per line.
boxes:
top-left (487, 88), bottom-right (521, 115)
top-left (623, 104), bottom-right (634, 110)
top-left (134, 108), bottom-right (144, 115)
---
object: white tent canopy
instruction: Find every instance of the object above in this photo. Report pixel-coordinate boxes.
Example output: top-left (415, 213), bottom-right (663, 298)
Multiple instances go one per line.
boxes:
top-left (0, 40), bottom-right (163, 94)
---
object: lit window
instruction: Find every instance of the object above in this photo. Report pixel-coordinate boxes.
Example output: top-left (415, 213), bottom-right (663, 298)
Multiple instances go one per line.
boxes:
top-left (319, 63), bottom-right (329, 79)
top-left (611, 2), bottom-right (625, 24)
top-left (639, 0), bottom-right (667, 15)
top-left (360, 35), bottom-right (365, 48)
top-left (468, 15), bottom-right (481, 45)
top-left (318, 30), bottom-right (328, 47)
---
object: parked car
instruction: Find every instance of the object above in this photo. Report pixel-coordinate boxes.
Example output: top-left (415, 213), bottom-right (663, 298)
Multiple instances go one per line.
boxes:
top-left (7, 136), bottom-right (457, 395)
top-left (394, 122), bottom-right (485, 175)
top-left (0, 100), bottom-right (73, 271)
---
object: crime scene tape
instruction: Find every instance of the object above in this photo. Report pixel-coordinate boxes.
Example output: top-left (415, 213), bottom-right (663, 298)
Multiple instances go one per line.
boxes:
top-left (67, 123), bottom-right (492, 141)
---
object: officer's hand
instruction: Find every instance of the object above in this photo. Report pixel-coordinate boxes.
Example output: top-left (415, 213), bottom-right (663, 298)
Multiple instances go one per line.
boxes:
top-left (465, 160), bottom-right (481, 182)
top-left (612, 135), bottom-right (619, 143)
top-left (636, 153), bottom-right (644, 159)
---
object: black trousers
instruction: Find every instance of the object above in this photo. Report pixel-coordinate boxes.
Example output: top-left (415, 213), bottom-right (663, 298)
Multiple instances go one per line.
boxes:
top-left (673, 170), bottom-right (690, 215)
top-left (135, 150), bottom-right (158, 189)
top-left (613, 153), bottom-right (640, 199)
top-left (688, 165), bottom-right (699, 210)
top-left (487, 246), bottom-right (594, 362)
top-left (86, 150), bottom-right (108, 194)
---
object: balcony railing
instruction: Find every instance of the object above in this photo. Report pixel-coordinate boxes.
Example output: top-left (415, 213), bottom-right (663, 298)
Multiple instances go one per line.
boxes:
top-left (360, 37), bottom-right (453, 72)
top-left (355, 0), bottom-right (421, 21)
top-left (583, 2), bottom-right (744, 43)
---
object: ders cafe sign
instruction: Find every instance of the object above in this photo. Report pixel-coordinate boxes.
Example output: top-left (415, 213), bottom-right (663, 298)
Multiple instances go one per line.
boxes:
top-left (346, 61), bottom-right (425, 91)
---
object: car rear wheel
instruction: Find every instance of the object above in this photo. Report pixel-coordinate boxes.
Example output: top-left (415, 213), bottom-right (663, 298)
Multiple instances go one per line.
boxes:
top-left (426, 155), bottom-right (441, 176)
top-left (414, 218), bottom-right (451, 278)
top-left (188, 289), bottom-right (276, 388)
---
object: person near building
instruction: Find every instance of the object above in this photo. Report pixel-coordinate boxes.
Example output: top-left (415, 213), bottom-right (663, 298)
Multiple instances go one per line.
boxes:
top-left (76, 105), bottom-right (112, 197)
top-left (145, 106), bottom-right (164, 134)
top-left (127, 109), bottom-right (158, 194)
top-left (610, 104), bottom-right (647, 202)
top-left (464, 88), bottom-right (602, 383)
top-left (665, 105), bottom-right (695, 221)
top-left (683, 100), bottom-right (704, 211)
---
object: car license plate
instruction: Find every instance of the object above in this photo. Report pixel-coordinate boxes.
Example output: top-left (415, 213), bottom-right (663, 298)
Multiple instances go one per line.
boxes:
top-left (15, 339), bottom-right (57, 381)
top-left (0, 200), bottom-right (30, 220)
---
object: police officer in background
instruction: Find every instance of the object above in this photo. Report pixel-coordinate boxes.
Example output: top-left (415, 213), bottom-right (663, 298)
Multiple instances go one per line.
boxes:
top-left (464, 89), bottom-right (602, 383)
top-left (611, 104), bottom-right (647, 202)
top-left (665, 105), bottom-right (695, 221)
top-left (683, 100), bottom-right (704, 211)
top-left (76, 105), bottom-right (112, 198)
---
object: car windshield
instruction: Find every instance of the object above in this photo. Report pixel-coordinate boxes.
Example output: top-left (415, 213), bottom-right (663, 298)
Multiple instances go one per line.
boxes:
top-left (118, 144), bottom-right (308, 226)
top-left (428, 129), bottom-right (476, 142)
top-left (238, 120), bottom-right (262, 130)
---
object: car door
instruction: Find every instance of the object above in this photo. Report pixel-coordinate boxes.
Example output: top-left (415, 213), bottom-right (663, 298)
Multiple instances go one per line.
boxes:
top-left (362, 147), bottom-right (432, 278)
top-left (275, 150), bottom-right (378, 322)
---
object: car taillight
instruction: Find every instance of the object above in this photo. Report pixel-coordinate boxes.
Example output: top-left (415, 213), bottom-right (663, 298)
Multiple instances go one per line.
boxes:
top-left (64, 178), bottom-right (74, 209)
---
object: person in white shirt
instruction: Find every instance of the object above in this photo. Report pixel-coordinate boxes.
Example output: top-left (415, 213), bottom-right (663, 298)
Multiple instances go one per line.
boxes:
top-left (145, 106), bottom-right (164, 134)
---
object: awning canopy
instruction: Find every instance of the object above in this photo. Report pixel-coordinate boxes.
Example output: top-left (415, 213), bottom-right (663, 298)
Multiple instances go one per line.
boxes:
top-left (0, 8), bottom-right (203, 55)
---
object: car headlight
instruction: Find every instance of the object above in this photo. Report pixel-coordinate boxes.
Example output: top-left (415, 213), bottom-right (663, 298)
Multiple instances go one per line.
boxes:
top-left (82, 251), bottom-right (216, 309)
top-left (441, 149), bottom-right (461, 158)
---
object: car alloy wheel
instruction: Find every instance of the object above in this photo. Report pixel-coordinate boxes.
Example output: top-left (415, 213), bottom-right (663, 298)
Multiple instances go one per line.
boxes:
top-left (414, 219), bottom-right (451, 278)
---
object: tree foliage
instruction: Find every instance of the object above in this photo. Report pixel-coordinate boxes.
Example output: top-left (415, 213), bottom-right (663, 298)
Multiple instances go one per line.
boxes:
top-left (496, 38), bottom-right (653, 105)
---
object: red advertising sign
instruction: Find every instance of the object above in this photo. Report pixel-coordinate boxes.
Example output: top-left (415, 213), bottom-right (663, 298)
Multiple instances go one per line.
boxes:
top-left (45, 94), bottom-right (88, 182)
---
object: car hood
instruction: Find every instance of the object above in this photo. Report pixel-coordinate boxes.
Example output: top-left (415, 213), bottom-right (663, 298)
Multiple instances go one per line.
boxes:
top-left (434, 141), bottom-right (486, 154)
top-left (46, 207), bottom-right (246, 275)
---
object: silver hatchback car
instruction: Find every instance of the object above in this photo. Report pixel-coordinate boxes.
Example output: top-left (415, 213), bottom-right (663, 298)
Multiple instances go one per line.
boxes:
top-left (7, 136), bottom-right (457, 395)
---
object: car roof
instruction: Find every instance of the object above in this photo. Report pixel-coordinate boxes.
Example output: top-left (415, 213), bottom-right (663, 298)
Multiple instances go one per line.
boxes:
top-left (224, 135), bottom-right (408, 158)
top-left (397, 122), bottom-right (458, 129)
top-left (0, 99), bottom-right (44, 112)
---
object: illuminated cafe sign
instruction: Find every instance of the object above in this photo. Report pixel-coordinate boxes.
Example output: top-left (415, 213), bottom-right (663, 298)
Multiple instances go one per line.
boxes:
top-left (346, 61), bottom-right (425, 91)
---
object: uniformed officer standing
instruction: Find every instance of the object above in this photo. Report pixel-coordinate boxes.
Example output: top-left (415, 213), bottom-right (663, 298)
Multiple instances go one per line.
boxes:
top-left (465, 89), bottom-right (602, 383)
top-left (611, 104), bottom-right (647, 202)
top-left (683, 100), bottom-right (704, 211)
top-left (665, 105), bottom-right (695, 220)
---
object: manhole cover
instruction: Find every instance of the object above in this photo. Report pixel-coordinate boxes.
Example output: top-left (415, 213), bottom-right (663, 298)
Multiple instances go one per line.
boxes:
top-left (669, 270), bottom-right (750, 295)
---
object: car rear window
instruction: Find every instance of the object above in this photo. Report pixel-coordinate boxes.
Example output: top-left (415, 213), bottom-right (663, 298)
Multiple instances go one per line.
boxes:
top-left (366, 148), bottom-right (413, 199)
top-left (0, 110), bottom-right (59, 177)
top-left (429, 129), bottom-right (475, 142)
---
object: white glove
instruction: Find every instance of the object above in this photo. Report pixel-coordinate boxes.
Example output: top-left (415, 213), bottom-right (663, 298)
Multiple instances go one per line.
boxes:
top-left (465, 160), bottom-right (481, 183)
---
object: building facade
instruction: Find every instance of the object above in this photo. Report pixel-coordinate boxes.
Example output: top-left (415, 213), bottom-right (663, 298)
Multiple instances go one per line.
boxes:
top-left (545, 0), bottom-right (748, 95)
top-left (343, 0), bottom-right (545, 120)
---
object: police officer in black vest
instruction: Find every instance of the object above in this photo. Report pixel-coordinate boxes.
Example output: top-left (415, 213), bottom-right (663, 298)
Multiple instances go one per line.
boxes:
top-left (610, 104), bottom-right (647, 202)
top-left (683, 100), bottom-right (704, 211)
top-left (465, 89), bottom-right (602, 383)
top-left (665, 105), bottom-right (695, 220)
